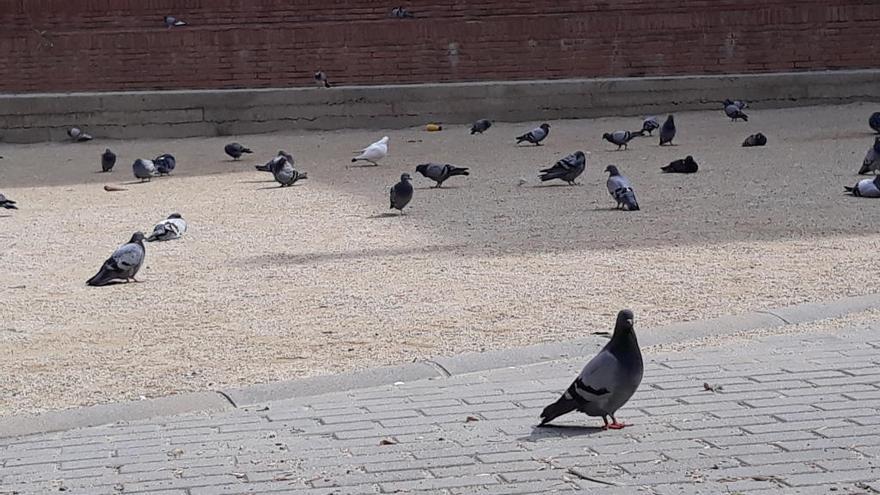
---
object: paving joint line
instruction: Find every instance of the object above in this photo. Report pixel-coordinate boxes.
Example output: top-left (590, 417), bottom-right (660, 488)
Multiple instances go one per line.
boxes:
top-left (423, 360), bottom-right (453, 378)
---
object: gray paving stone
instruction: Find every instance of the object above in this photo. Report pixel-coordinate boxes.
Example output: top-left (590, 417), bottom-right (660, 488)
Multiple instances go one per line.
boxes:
top-left (705, 430), bottom-right (821, 447)
top-left (448, 479), bottom-right (581, 494)
top-left (785, 469), bottom-right (880, 487)
top-left (308, 467), bottom-right (429, 488)
top-left (380, 474), bottom-right (500, 492)
top-left (431, 460), bottom-right (544, 478)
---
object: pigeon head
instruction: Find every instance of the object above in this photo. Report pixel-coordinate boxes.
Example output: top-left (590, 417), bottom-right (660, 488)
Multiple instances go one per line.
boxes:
top-left (685, 155), bottom-right (695, 165)
top-left (314, 71), bottom-right (323, 80)
top-left (277, 150), bottom-right (293, 161)
top-left (574, 151), bottom-right (585, 160)
top-left (722, 99), bottom-right (733, 107)
top-left (665, 115), bottom-right (674, 124)
top-left (604, 165), bottom-right (620, 176)
top-left (104, 148), bottom-right (113, 155)
top-left (415, 164), bottom-right (428, 175)
top-left (68, 127), bottom-right (81, 138)
top-left (540, 123), bottom-right (551, 131)
top-left (129, 232), bottom-right (146, 244)
top-left (400, 173), bottom-right (412, 182)
top-left (380, 136), bottom-right (390, 144)
top-left (168, 213), bottom-right (182, 219)
top-left (602, 133), bottom-right (612, 141)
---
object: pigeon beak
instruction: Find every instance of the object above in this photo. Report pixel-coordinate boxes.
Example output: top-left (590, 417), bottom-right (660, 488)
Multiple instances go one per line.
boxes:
top-left (626, 318), bottom-right (634, 326)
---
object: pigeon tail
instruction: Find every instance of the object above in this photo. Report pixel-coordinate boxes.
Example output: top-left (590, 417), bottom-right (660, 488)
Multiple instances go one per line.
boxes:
top-left (446, 166), bottom-right (469, 177)
top-left (844, 185), bottom-right (857, 195)
top-left (242, 147), bottom-right (253, 154)
top-left (2, 203), bottom-right (18, 210)
top-left (145, 226), bottom-right (167, 242)
top-left (539, 395), bottom-right (578, 426)
top-left (86, 266), bottom-right (116, 287)
top-left (858, 163), bottom-right (871, 175)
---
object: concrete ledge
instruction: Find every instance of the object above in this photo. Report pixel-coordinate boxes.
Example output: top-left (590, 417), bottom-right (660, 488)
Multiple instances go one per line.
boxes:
top-left (2, 70), bottom-right (880, 143)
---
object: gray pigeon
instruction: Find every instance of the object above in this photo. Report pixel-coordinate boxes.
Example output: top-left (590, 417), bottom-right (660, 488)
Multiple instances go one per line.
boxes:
top-left (724, 104), bottom-right (748, 122)
top-left (539, 309), bottom-right (643, 428)
top-left (86, 232), bottom-right (146, 286)
top-left (858, 137), bottom-right (880, 175)
top-left (256, 151), bottom-right (293, 172)
top-left (390, 6), bottom-right (415, 18)
top-left (154, 154), bottom-right (176, 175)
top-left (723, 98), bottom-right (748, 110)
top-left (605, 165), bottom-right (639, 211)
top-left (845, 176), bottom-right (880, 197)
top-left (314, 71), bottom-right (331, 88)
top-left (641, 117), bottom-right (660, 136)
top-left (603, 130), bottom-right (640, 150)
top-left (390, 173), bottom-right (414, 214)
top-left (164, 15), bottom-right (186, 27)
top-left (133, 159), bottom-right (156, 181)
top-left (225, 142), bottom-right (253, 160)
top-left (539, 151), bottom-right (586, 185)
top-left (101, 149), bottom-right (116, 172)
top-left (470, 119), bottom-right (492, 134)
top-left (659, 115), bottom-right (675, 146)
top-left (661, 155), bottom-right (698, 173)
top-left (0, 193), bottom-right (17, 210)
top-left (415, 163), bottom-right (469, 188)
top-left (870, 112), bottom-right (880, 134)
top-left (67, 127), bottom-right (93, 142)
top-left (742, 133), bottom-right (768, 147)
top-left (271, 155), bottom-right (307, 187)
top-left (516, 123), bottom-right (550, 146)
top-left (146, 213), bottom-right (187, 242)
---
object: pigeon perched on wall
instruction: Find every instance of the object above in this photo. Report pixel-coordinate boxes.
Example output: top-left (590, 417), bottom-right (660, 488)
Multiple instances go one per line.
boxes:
top-left (859, 137), bottom-right (880, 175)
top-left (390, 173), bottom-right (414, 214)
top-left (271, 155), bottom-right (308, 187)
top-left (146, 214), bottom-right (187, 242)
top-left (661, 156), bottom-right (699, 173)
top-left (0, 193), bottom-right (17, 210)
top-left (352, 137), bottom-right (389, 166)
top-left (164, 16), bottom-right (186, 27)
top-left (539, 309), bottom-right (643, 428)
top-left (132, 159), bottom-right (156, 182)
top-left (603, 130), bottom-right (640, 150)
top-left (870, 112), bottom-right (880, 134)
top-left (724, 104), bottom-right (749, 122)
top-left (86, 232), bottom-right (146, 286)
top-left (101, 149), bottom-right (117, 172)
top-left (742, 133), bottom-right (768, 147)
top-left (659, 115), bottom-right (676, 146)
top-left (539, 151), bottom-right (586, 185)
top-left (154, 154), bottom-right (176, 175)
top-left (415, 163), bottom-right (469, 188)
top-left (723, 99), bottom-right (748, 110)
top-left (256, 151), bottom-right (293, 172)
top-left (516, 123), bottom-right (550, 146)
top-left (67, 127), bottom-right (93, 142)
top-left (605, 165), bottom-right (639, 211)
top-left (844, 176), bottom-right (880, 197)
top-left (470, 119), bottom-right (492, 134)
top-left (225, 142), bottom-right (253, 160)
top-left (641, 116), bottom-right (660, 136)
top-left (391, 6), bottom-right (415, 18)
top-left (314, 71), bottom-right (331, 88)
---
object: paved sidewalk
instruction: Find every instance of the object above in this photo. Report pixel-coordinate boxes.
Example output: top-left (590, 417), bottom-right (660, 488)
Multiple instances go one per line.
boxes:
top-left (2, 323), bottom-right (880, 495)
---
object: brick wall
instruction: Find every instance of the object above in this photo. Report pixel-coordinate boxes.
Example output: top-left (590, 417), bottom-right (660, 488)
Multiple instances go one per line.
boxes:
top-left (1, 0), bottom-right (879, 93)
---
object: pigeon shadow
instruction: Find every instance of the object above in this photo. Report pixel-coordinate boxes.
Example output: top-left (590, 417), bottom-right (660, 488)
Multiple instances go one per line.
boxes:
top-left (239, 179), bottom-right (277, 184)
top-left (243, 243), bottom-right (468, 266)
top-left (256, 184), bottom-right (306, 190)
top-left (120, 180), bottom-right (153, 185)
top-left (93, 170), bottom-right (113, 174)
top-left (520, 424), bottom-right (606, 442)
top-left (533, 183), bottom-right (582, 188)
top-left (367, 212), bottom-right (404, 219)
top-left (415, 185), bottom-right (464, 190)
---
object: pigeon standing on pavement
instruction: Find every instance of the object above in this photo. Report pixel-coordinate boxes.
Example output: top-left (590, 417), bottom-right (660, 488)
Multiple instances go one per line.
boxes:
top-left (470, 119), bottom-right (492, 134)
top-left (742, 133), bottom-right (768, 147)
top-left (314, 71), bottom-right (331, 88)
top-left (539, 309), bottom-right (643, 428)
top-left (86, 232), bottom-right (146, 286)
top-left (858, 137), bottom-right (880, 175)
top-left (870, 112), bottom-right (880, 134)
top-left (352, 136), bottom-right (389, 166)
top-left (225, 143), bottom-right (253, 160)
top-left (724, 99), bottom-right (748, 110)
top-left (101, 148), bottom-right (117, 172)
top-left (641, 116), bottom-right (660, 136)
top-left (415, 163), bottom-right (470, 188)
top-left (67, 127), bottom-right (93, 142)
top-left (603, 130), bottom-right (640, 150)
top-left (390, 173), bottom-right (414, 214)
top-left (164, 15), bottom-right (186, 27)
top-left (391, 6), bottom-right (415, 18)
top-left (256, 151), bottom-right (293, 172)
top-left (133, 159), bottom-right (156, 181)
top-left (516, 123), bottom-right (550, 146)
top-left (724, 103), bottom-right (749, 122)
top-left (0, 193), bottom-right (17, 210)
top-left (605, 165), bottom-right (639, 211)
top-left (538, 151), bottom-right (586, 185)
top-left (154, 154), bottom-right (176, 176)
top-left (661, 156), bottom-right (699, 174)
top-left (845, 176), bottom-right (880, 197)
top-left (271, 155), bottom-right (308, 187)
top-left (146, 214), bottom-right (187, 242)
top-left (659, 115), bottom-right (676, 146)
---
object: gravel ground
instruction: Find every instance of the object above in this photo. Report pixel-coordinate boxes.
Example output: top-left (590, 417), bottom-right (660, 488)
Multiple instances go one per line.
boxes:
top-left (1, 102), bottom-right (879, 416)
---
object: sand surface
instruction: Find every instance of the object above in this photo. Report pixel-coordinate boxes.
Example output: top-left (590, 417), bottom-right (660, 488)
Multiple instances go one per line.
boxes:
top-left (1, 102), bottom-right (879, 416)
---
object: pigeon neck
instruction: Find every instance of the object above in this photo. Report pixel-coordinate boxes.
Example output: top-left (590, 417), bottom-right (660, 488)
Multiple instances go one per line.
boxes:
top-left (607, 327), bottom-right (639, 361)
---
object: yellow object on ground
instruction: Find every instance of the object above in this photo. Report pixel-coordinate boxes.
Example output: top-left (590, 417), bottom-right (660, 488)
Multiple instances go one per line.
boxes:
top-left (425, 123), bottom-right (443, 131)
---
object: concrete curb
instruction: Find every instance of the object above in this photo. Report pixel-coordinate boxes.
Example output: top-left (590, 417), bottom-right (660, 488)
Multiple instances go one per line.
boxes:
top-left (1, 293), bottom-right (877, 438)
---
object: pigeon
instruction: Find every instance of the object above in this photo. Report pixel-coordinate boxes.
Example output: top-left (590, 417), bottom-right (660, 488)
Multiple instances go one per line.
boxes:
top-left (390, 173), bottom-right (414, 214)
top-left (67, 127), bottom-right (93, 142)
top-left (0, 193), bottom-right (17, 210)
top-left (314, 71), bottom-right (331, 88)
top-left (146, 213), bottom-right (187, 242)
top-left (723, 98), bottom-right (748, 110)
top-left (154, 154), bottom-right (176, 175)
top-left (858, 137), bottom-right (880, 175)
top-left (516, 123), bottom-right (550, 146)
top-left (101, 148), bottom-right (117, 172)
top-left (641, 116), bottom-right (660, 136)
top-left (391, 6), bottom-right (415, 18)
top-left (164, 16), bottom-right (186, 27)
top-left (539, 309), bottom-right (643, 428)
top-left (415, 163), bottom-right (470, 188)
top-left (659, 115), bottom-right (676, 146)
top-left (132, 159), bottom-right (156, 181)
top-left (742, 133), bottom-right (768, 147)
top-left (352, 136), bottom-right (389, 166)
top-left (539, 151), bottom-right (586, 185)
top-left (603, 130), bottom-right (640, 150)
top-left (256, 151), bottom-right (293, 172)
top-left (225, 142), bottom-right (253, 160)
top-left (724, 104), bottom-right (749, 122)
top-left (470, 119), bottom-right (492, 134)
top-left (86, 232), bottom-right (146, 286)
top-left (605, 165), bottom-right (639, 211)
top-left (870, 112), bottom-right (880, 134)
top-left (661, 155), bottom-right (699, 174)
top-left (844, 176), bottom-right (880, 198)
top-left (271, 155), bottom-right (308, 187)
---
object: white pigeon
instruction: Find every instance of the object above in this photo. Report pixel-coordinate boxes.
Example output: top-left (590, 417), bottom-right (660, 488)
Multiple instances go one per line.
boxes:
top-left (351, 136), bottom-right (389, 166)
top-left (146, 213), bottom-right (187, 242)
